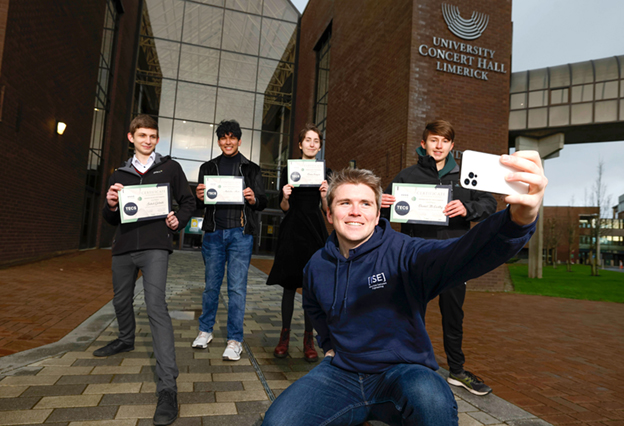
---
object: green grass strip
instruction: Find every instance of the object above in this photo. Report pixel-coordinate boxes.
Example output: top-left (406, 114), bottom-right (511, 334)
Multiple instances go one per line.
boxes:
top-left (508, 263), bottom-right (624, 303)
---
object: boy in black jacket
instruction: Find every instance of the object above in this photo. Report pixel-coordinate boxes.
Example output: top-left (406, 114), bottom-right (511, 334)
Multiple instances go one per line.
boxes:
top-left (96, 115), bottom-right (195, 426)
top-left (382, 120), bottom-right (497, 395)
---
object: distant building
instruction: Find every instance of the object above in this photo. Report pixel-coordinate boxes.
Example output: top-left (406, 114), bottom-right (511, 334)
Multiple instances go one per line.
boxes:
top-left (541, 207), bottom-right (624, 267)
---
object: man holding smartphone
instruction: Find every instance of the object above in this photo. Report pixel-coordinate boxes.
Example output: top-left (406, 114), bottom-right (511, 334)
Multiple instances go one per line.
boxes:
top-left (381, 120), bottom-right (497, 395)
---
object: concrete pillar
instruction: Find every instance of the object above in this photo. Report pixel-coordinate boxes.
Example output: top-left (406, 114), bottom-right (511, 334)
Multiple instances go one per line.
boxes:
top-left (515, 133), bottom-right (564, 278)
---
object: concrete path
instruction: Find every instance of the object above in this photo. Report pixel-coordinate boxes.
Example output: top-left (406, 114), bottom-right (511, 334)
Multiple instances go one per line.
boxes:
top-left (0, 251), bottom-right (549, 426)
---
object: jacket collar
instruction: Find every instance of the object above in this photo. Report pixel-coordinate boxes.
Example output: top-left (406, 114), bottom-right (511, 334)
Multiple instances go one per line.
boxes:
top-left (416, 147), bottom-right (457, 178)
top-left (119, 152), bottom-right (168, 174)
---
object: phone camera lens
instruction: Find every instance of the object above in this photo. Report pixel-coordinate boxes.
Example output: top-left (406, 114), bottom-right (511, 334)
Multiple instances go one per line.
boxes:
top-left (471, 180), bottom-right (477, 187)
top-left (464, 178), bottom-right (470, 185)
top-left (468, 172), bottom-right (474, 178)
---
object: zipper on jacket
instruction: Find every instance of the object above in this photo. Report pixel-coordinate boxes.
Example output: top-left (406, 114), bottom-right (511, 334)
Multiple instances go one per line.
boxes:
top-left (239, 162), bottom-right (247, 235)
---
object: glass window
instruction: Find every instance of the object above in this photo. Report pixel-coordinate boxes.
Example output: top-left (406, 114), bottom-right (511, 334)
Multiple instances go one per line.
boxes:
top-left (571, 103), bottom-right (593, 125)
top-left (178, 44), bottom-right (219, 85)
top-left (226, 0), bottom-right (262, 14)
top-left (260, 18), bottom-right (297, 60)
top-left (550, 88), bottom-right (568, 105)
top-left (156, 117), bottom-right (174, 155)
top-left (510, 93), bottom-right (526, 110)
top-left (137, 37), bottom-right (181, 80)
top-left (571, 61), bottom-right (594, 85)
top-left (528, 90), bottom-right (547, 108)
top-left (549, 64), bottom-right (570, 88)
top-left (528, 108), bottom-right (547, 128)
top-left (222, 10), bottom-right (261, 55)
top-left (255, 94), bottom-right (291, 134)
top-left (548, 105), bottom-right (569, 127)
top-left (143, 0), bottom-right (185, 41)
top-left (258, 131), bottom-right (289, 169)
top-left (509, 110), bottom-right (526, 130)
top-left (219, 52), bottom-right (258, 91)
top-left (182, 3), bottom-right (223, 49)
top-left (215, 88), bottom-right (255, 128)
top-left (594, 100), bottom-right (617, 122)
top-left (510, 71), bottom-right (527, 93)
top-left (593, 57), bottom-right (619, 82)
top-left (528, 68), bottom-right (548, 91)
top-left (263, 0), bottom-right (299, 22)
top-left (620, 99), bottom-right (624, 121)
top-left (571, 84), bottom-right (593, 103)
top-left (174, 82), bottom-right (217, 122)
top-left (171, 120), bottom-right (215, 162)
top-left (134, 77), bottom-right (176, 117)
top-left (595, 81), bottom-right (618, 100)
top-left (193, 0), bottom-right (224, 6)
top-left (257, 59), bottom-right (294, 95)
top-left (176, 159), bottom-right (205, 183)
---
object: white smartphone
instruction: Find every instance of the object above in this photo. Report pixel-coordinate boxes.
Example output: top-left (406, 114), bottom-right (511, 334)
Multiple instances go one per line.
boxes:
top-left (459, 150), bottom-right (529, 196)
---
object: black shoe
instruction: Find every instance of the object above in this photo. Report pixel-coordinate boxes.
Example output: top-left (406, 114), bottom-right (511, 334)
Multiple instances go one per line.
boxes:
top-left (153, 389), bottom-right (178, 426)
top-left (93, 339), bottom-right (134, 357)
top-left (447, 370), bottom-right (492, 396)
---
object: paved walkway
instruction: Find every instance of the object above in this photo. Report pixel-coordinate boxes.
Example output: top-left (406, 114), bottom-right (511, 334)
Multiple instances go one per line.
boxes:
top-left (0, 251), bottom-right (551, 426)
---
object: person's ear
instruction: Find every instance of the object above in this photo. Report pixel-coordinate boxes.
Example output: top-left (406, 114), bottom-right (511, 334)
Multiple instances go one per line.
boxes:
top-left (420, 140), bottom-right (426, 149)
top-left (128, 132), bottom-right (134, 143)
top-left (327, 207), bottom-right (333, 224)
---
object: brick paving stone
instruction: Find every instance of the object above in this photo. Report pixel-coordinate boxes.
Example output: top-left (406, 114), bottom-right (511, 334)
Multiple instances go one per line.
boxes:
top-left (34, 395), bottom-right (102, 410)
top-left (179, 402), bottom-right (237, 417)
top-left (0, 396), bottom-right (40, 410)
top-left (55, 376), bottom-right (113, 386)
top-left (0, 385), bottom-right (28, 398)
top-left (98, 393), bottom-right (156, 406)
top-left (69, 421), bottom-right (137, 426)
top-left (193, 382), bottom-right (243, 392)
top-left (201, 414), bottom-right (261, 426)
top-left (46, 406), bottom-right (118, 423)
top-left (0, 409), bottom-right (53, 425)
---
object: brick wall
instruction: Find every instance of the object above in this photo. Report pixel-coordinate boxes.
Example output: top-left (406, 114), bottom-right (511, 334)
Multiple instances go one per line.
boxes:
top-left (296, 0), bottom-right (515, 290)
top-left (0, 0), bottom-right (140, 267)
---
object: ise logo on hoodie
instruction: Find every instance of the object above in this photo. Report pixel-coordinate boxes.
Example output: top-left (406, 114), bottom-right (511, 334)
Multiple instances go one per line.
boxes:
top-left (367, 272), bottom-right (388, 290)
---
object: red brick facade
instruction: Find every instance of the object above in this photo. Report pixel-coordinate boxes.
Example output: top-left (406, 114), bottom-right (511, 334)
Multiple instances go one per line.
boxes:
top-left (295, 0), bottom-right (513, 290)
top-left (0, 0), bottom-right (140, 267)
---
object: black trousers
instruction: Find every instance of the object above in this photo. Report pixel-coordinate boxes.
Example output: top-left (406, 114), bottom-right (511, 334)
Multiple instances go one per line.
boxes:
top-left (438, 284), bottom-right (466, 374)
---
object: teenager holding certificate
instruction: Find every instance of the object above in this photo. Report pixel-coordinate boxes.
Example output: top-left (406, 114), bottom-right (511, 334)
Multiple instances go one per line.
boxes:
top-left (266, 124), bottom-right (330, 362)
top-left (97, 115), bottom-right (195, 426)
top-left (381, 120), bottom-right (497, 396)
top-left (192, 120), bottom-right (267, 361)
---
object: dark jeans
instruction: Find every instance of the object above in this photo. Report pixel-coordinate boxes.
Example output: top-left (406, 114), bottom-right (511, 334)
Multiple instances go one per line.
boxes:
top-left (199, 228), bottom-right (253, 342)
top-left (439, 283), bottom-right (466, 374)
top-left (112, 250), bottom-right (178, 393)
top-left (263, 357), bottom-right (458, 426)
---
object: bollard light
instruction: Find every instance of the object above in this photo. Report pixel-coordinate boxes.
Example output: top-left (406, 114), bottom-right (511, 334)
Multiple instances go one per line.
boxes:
top-left (56, 121), bottom-right (67, 135)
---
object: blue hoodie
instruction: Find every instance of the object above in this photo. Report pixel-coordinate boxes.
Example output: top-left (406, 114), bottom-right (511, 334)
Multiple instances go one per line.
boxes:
top-left (302, 208), bottom-right (535, 374)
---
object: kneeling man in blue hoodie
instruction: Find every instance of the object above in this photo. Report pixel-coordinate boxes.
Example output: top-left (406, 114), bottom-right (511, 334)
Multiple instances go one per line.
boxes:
top-left (262, 151), bottom-right (547, 426)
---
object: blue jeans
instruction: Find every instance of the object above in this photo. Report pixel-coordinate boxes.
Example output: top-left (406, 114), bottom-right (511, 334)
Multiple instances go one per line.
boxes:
top-left (199, 228), bottom-right (253, 342)
top-left (263, 357), bottom-right (458, 426)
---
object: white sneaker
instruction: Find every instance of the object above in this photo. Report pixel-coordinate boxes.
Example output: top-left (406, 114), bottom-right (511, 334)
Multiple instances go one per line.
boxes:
top-left (192, 331), bottom-right (212, 349)
top-left (222, 340), bottom-right (243, 361)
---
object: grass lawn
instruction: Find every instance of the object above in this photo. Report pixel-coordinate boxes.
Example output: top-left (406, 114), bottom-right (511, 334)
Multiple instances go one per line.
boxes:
top-left (507, 263), bottom-right (624, 303)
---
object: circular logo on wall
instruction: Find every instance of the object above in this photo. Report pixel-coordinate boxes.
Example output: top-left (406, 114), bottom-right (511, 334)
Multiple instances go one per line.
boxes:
top-left (206, 188), bottom-right (218, 199)
top-left (394, 201), bottom-right (410, 216)
top-left (290, 172), bottom-right (301, 182)
top-left (124, 202), bottom-right (138, 216)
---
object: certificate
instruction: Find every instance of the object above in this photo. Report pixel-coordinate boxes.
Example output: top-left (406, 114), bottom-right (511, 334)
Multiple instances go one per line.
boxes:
top-left (390, 183), bottom-right (452, 226)
top-left (203, 176), bottom-right (244, 205)
top-left (119, 183), bottom-right (171, 224)
top-left (287, 159), bottom-right (325, 187)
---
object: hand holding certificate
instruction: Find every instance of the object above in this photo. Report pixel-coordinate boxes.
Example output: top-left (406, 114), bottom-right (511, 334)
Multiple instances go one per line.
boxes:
top-left (389, 183), bottom-right (452, 226)
top-left (287, 159), bottom-right (325, 187)
top-left (118, 183), bottom-right (172, 224)
top-left (203, 176), bottom-right (245, 205)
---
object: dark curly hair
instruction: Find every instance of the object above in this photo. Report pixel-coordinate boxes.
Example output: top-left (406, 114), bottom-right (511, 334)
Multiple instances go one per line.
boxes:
top-left (216, 120), bottom-right (242, 140)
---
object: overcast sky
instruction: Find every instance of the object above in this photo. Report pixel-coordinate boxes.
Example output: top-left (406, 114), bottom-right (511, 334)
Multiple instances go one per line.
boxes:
top-left (289, 0), bottom-right (624, 209)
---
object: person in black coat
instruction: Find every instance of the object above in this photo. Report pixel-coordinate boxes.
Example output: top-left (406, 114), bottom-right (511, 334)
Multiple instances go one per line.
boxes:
top-left (381, 120), bottom-right (497, 396)
top-left (267, 123), bottom-right (330, 362)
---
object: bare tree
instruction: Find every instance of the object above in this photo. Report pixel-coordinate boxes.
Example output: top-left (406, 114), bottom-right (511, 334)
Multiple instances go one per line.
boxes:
top-left (566, 196), bottom-right (577, 272)
top-left (588, 159), bottom-right (612, 276)
top-left (545, 217), bottom-right (562, 268)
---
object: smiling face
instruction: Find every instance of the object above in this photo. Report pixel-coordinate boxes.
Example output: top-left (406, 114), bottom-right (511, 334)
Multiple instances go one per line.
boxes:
top-left (421, 133), bottom-right (454, 168)
top-left (327, 183), bottom-right (380, 256)
top-left (218, 132), bottom-right (242, 157)
top-left (128, 127), bottom-right (159, 157)
top-left (299, 130), bottom-right (321, 159)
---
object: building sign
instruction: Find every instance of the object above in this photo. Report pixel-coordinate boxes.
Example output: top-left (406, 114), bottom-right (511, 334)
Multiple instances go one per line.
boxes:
top-left (418, 4), bottom-right (506, 81)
